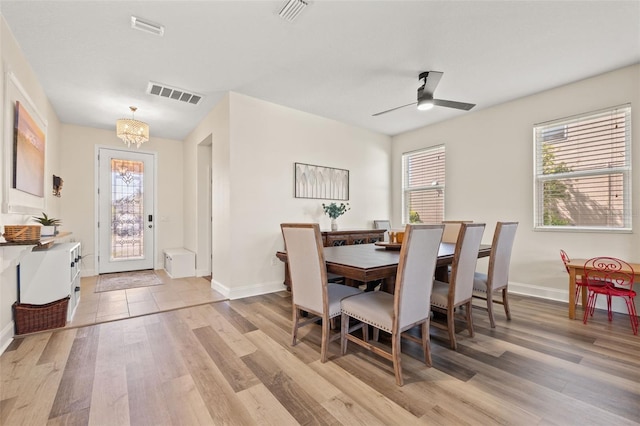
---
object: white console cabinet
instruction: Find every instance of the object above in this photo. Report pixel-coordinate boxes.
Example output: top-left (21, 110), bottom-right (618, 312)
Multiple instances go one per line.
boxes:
top-left (19, 242), bottom-right (82, 321)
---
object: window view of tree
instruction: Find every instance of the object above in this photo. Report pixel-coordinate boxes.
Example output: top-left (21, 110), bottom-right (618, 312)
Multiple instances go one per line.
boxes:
top-left (534, 106), bottom-right (631, 230)
top-left (402, 146), bottom-right (445, 224)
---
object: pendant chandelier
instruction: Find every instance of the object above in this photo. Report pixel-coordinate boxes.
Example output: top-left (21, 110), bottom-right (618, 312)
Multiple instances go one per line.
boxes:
top-left (116, 106), bottom-right (149, 148)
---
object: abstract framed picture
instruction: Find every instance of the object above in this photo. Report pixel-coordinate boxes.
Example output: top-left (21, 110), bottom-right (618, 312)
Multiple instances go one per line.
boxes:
top-left (13, 101), bottom-right (45, 197)
top-left (294, 162), bottom-right (349, 200)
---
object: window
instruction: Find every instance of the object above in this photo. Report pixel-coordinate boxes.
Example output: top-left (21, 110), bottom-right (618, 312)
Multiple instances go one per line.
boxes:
top-left (534, 105), bottom-right (631, 231)
top-left (402, 145), bottom-right (445, 224)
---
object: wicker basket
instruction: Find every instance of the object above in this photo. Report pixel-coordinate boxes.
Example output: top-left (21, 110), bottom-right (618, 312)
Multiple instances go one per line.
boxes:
top-left (13, 296), bottom-right (69, 335)
top-left (3, 225), bottom-right (41, 243)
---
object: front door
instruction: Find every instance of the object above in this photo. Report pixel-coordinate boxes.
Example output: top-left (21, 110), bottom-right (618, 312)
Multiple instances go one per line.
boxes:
top-left (97, 148), bottom-right (155, 273)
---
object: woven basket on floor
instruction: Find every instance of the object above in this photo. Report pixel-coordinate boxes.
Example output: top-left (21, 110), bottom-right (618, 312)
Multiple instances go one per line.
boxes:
top-left (13, 296), bottom-right (69, 335)
top-left (3, 225), bottom-right (41, 243)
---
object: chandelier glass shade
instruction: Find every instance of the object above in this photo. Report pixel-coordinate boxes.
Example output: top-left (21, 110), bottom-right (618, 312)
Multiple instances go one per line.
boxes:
top-left (116, 106), bottom-right (149, 148)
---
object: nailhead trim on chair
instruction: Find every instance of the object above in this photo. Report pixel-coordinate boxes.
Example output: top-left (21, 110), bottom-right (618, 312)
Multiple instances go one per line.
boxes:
top-left (341, 309), bottom-right (392, 333)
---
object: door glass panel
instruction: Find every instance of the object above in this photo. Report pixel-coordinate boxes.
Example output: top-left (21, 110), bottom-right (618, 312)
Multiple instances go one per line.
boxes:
top-left (111, 159), bottom-right (144, 260)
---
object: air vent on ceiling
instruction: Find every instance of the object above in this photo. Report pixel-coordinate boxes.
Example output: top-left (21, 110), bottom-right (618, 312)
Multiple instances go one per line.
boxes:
top-left (131, 16), bottom-right (164, 36)
top-left (147, 82), bottom-right (203, 105)
top-left (278, 0), bottom-right (308, 22)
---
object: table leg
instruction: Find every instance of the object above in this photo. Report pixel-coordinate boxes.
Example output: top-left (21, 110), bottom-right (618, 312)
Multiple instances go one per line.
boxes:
top-left (568, 269), bottom-right (576, 319)
top-left (435, 265), bottom-right (449, 283)
top-left (382, 276), bottom-right (396, 294)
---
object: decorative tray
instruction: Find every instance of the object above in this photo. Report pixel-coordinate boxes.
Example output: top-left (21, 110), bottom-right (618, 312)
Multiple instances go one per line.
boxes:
top-left (374, 241), bottom-right (402, 250)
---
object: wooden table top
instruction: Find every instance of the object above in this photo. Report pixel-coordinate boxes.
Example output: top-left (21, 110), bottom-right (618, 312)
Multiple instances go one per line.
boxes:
top-left (277, 243), bottom-right (492, 270)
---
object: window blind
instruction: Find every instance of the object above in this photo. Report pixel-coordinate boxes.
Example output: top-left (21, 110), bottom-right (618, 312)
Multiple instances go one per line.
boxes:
top-left (534, 105), bottom-right (631, 230)
top-left (402, 145), bottom-right (445, 224)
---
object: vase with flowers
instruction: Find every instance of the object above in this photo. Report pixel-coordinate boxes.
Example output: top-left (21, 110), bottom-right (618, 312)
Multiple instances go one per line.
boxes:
top-left (322, 202), bottom-right (350, 231)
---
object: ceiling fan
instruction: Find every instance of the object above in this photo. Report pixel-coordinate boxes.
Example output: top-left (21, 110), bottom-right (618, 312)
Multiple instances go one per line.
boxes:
top-left (372, 71), bottom-right (476, 116)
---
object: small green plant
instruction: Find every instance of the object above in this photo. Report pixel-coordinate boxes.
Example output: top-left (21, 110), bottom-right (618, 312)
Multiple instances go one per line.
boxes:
top-left (409, 210), bottom-right (422, 223)
top-left (32, 212), bottom-right (61, 226)
top-left (322, 202), bottom-right (350, 219)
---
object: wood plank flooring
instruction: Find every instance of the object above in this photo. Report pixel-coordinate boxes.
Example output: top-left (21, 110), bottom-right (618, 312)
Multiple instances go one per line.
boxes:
top-left (1, 292), bottom-right (639, 425)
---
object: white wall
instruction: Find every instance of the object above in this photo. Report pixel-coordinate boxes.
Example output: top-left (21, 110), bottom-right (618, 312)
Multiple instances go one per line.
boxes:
top-left (59, 125), bottom-right (184, 276)
top-left (0, 17), bottom-right (63, 350)
top-left (391, 64), bottom-right (640, 303)
top-left (184, 92), bottom-right (391, 299)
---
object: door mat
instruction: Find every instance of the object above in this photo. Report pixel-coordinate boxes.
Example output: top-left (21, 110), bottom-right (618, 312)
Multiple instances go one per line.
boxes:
top-left (95, 270), bottom-right (163, 293)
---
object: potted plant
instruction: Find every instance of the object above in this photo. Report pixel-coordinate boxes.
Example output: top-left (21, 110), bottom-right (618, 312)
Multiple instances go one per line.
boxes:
top-left (33, 212), bottom-right (61, 236)
top-left (322, 202), bottom-right (350, 231)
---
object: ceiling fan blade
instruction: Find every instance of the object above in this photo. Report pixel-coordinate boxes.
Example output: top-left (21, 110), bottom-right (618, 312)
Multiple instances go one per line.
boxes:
top-left (422, 71), bottom-right (443, 95)
top-left (372, 101), bottom-right (417, 116)
top-left (433, 98), bottom-right (476, 111)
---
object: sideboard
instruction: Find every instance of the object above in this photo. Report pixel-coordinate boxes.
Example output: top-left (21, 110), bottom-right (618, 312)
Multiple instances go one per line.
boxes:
top-left (278, 229), bottom-right (385, 290)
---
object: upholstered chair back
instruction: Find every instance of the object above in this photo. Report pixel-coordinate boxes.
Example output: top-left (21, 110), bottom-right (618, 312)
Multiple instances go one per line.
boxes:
top-left (396, 224), bottom-right (444, 328)
top-left (488, 222), bottom-right (518, 291)
top-left (281, 224), bottom-right (327, 315)
top-left (451, 223), bottom-right (485, 305)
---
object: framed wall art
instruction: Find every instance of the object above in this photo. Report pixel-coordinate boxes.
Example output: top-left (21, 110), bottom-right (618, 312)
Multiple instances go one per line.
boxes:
top-left (3, 71), bottom-right (47, 214)
top-left (294, 162), bottom-right (349, 200)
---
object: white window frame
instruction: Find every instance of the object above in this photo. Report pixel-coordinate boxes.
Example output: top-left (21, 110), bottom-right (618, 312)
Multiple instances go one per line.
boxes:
top-left (533, 104), bottom-right (632, 232)
top-left (402, 145), bottom-right (445, 225)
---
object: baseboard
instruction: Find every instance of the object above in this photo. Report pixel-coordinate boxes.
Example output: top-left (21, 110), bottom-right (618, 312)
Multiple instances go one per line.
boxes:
top-left (509, 281), bottom-right (632, 314)
top-left (509, 281), bottom-right (567, 302)
top-left (0, 321), bottom-right (15, 355)
top-left (211, 279), bottom-right (285, 300)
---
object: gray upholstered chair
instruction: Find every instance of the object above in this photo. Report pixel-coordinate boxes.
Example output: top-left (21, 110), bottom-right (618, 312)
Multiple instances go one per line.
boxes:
top-left (441, 220), bottom-right (473, 244)
top-left (340, 224), bottom-right (444, 386)
top-left (472, 222), bottom-right (518, 328)
top-left (280, 223), bottom-right (362, 363)
top-left (373, 220), bottom-right (391, 230)
top-left (431, 223), bottom-right (485, 350)
top-left (373, 220), bottom-right (392, 242)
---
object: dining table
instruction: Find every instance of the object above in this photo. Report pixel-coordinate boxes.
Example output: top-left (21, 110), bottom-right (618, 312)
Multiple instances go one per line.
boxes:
top-left (276, 242), bottom-right (492, 293)
top-left (565, 259), bottom-right (640, 320)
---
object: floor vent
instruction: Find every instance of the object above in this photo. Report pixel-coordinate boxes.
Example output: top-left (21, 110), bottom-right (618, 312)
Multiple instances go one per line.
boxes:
top-left (147, 82), bottom-right (203, 105)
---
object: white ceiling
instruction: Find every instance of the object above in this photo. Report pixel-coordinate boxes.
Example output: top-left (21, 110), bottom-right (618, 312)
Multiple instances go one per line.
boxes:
top-left (1, 1), bottom-right (639, 141)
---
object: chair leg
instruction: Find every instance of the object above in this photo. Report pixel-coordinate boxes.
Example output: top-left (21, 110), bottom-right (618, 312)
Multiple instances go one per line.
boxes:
top-left (372, 327), bottom-right (379, 342)
top-left (362, 324), bottom-right (369, 342)
top-left (292, 307), bottom-right (300, 346)
top-left (340, 312), bottom-right (349, 355)
top-left (447, 307), bottom-right (457, 350)
top-left (584, 291), bottom-right (596, 324)
top-left (422, 321), bottom-right (432, 367)
top-left (624, 296), bottom-right (638, 335)
top-left (607, 295), bottom-right (613, 322)
top-left (392, 329), bottom-right (403, 386)
top-left (486, 290), bottom-right (496, 328)
top-left (465, 301), bottom-right (474, 338)
top-left (320, 316), bottom-right (330, 363)
top-left (502, 288), bottom-right (511, 320)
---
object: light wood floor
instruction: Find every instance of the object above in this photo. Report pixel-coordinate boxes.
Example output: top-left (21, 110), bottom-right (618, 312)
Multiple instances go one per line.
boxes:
top-left (67, 270), bottom-right (226, 328)
top-left (2, 292), bottom-right (639, 425)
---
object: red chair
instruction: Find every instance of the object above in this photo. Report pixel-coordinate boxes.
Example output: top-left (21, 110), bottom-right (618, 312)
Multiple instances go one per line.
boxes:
top-left (560, 249), bottom-right (590, 308)
top-left (582, 257), bottom-right (638, 335)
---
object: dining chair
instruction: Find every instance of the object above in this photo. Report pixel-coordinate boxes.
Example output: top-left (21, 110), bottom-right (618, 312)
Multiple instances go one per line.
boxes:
top-left (280, 223), bottom-right (363, 362)
top-left (560, 249), bottom-right (593, 309)
top-left (431, 222), bottom-right (485, 350)
top-left (583, 257), bottom-right (638, 335)
top-left (340, 224), bottom-right (444, 386)
top-left (441, 220), bottom-right (473, 244)
top-left (472, 222), bottom-right (518, 328)
top-left (373, 220), bottom-right (391, 230)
